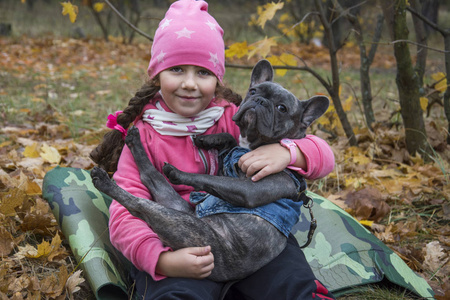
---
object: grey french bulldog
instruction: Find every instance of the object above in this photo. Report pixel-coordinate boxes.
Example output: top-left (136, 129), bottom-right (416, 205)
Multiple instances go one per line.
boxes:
top-left (90, 60), bottom-right (329, 282)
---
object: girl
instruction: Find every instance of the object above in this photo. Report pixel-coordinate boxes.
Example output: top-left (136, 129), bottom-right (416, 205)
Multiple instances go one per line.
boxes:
top-left (91, 0), bottom-right (336, 299)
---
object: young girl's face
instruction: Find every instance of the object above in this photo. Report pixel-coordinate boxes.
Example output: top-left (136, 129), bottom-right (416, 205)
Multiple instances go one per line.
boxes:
top-left (158, 65), bottom-right (218, 117)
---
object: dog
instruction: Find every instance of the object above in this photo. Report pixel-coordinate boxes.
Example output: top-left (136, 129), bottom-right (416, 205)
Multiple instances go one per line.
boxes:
top-left (90, 60), bottom-right (329, 282)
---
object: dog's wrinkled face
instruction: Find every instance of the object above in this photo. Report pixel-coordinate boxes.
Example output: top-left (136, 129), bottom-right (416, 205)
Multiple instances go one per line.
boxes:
top-left (232, 60), bottom-right (330, 149)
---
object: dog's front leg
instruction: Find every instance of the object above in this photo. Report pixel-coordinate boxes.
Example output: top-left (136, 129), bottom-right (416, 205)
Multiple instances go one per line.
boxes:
top-left (164, 164), bottom-right (299, 208)
top-left (125, 126), bottom-right (193, 213)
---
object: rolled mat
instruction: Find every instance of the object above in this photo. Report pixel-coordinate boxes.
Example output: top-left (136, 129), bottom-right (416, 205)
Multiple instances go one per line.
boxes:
top-left (43, 166), bottom-right (434, 299)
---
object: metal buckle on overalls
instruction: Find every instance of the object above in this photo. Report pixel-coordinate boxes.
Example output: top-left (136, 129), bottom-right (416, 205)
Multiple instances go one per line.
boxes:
top-left (299, 194), bottom-right (317, 249)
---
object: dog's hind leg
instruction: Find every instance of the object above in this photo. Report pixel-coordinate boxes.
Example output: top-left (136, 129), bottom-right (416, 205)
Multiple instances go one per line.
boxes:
top-left (125, 126), bottom-right (193, 213)
top-left (91, 166), bottom-right (228, 279)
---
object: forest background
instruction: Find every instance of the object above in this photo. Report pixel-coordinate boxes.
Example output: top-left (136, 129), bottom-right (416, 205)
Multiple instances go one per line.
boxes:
top-left (0, 0), bottom-right (449, 299)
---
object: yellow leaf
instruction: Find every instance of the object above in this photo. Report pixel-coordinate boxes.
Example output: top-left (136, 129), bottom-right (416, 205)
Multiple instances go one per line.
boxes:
top-left (35, 240), bottom-right (53, 258)
top-left (21, 235), bottom-right (65, 259)
top-left (40, 143), bottom-right (61, 164)
top-left (343, 95), bottom-right (353, 112)
top-left (225, 41), bottom-right (251, 59)
top-left (61, 2), bottom-right (79, 23)
top-left (93, 2), bottom-right (105, 12)
top-left (248, 37), bottom-right (278, 59)
top-left (266, 56), bottom-right (284, 75)
top-left (266, 53), bottom-right (296, 76)
top-left (257, 2), bottom-right (284, 29)
top-left (279, 12), bottom-right (290, 23)
top-left (23, 142), bottom-right (40, 158)
top-left (431, 72), bottom-right (447, 93)
top-left (317, 115), bottom-right (331, 127)
top-left (359, 219), bottom-right (374, 227)
top-left (420, 97), bottom-right (428, 111)
top-left (279, 53), bottom-right (296, 65)
top-left (353, 153), bottom-right (371, 165)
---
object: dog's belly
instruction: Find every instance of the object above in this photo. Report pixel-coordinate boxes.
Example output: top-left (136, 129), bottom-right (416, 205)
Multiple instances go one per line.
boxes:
top-left (202, 213), bottom-right (287, 281)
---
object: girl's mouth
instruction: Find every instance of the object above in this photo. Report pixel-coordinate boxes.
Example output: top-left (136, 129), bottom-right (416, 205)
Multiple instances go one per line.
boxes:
top-left (178, 95), bottom-right (199, 101)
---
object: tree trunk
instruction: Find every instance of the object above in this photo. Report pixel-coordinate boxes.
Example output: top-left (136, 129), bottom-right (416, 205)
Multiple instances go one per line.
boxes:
top-left (315, 0), bottom-right (357, 146)
top-left (355, 14), bottom-right (383, 130)
top-left (410, 0), bottom-right (428, 88)
top-left (88, 1), bottom-right (109, 41)
top-left (444, 35), bottom-right (450, 143)
top-left (381, 0), bottom-right (432, 157)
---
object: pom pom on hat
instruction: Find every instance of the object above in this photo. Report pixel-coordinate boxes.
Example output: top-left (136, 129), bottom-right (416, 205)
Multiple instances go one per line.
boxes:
top-left (147, 0), bottom-right (225, 83)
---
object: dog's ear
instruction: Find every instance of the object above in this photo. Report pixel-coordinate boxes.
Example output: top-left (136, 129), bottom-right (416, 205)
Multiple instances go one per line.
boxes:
top-left (300, 96), bottom-right (330, 128)
top-left (250, 60), bottom-right (274, 87)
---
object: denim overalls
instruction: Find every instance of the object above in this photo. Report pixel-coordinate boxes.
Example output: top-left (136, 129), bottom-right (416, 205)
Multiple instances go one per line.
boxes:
top-left (191, 147), bottom-right (306, 237)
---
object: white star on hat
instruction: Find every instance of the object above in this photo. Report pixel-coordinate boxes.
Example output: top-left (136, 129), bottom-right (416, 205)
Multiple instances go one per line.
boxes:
top-left (205, 20), bottom-right (217, 31)
top-left (175, 27), bottom-right (195, 39)
top-left (157, 50), bottom-right (166, 63)
top-left (209, 52), bottom-right (219, 67)
top-left (160, 19), bottom-right (172, 30)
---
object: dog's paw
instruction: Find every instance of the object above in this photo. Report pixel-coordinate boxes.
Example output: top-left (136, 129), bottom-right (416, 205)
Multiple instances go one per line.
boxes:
top-left (194, 133), bottom-right (236, 150)
top-left (193, 135), bottom-right (210, 149)
top-left (125, 126), bottom-right (140, 147)
top-left (90, 166), bottom-right (111, 189)
top-left (162, 163), bottom-right (184, 185)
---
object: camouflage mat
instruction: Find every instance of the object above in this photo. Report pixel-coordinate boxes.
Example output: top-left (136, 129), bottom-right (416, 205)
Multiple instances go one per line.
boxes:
top-left (43, 166), bottom-right (434, 299)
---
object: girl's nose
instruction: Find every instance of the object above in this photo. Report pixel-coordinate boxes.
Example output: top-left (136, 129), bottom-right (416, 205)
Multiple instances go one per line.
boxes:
top-left (182, 72), bottom-right (197, 90)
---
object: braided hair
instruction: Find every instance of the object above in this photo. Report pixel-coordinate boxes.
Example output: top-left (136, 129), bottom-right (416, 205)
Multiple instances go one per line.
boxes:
top-left (90, 79), bottom-right (242, 174)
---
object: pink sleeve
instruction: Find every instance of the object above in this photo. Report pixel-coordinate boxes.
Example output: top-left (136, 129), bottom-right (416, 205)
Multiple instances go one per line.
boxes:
top-left (109, 144), bottom-right (171, 281)
top-left (293, 135), bottom-right (335, 180)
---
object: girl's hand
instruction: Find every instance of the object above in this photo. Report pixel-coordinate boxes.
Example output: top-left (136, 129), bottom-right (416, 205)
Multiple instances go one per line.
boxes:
top-left (238, 143), bottom-right (305, 181)
top-left (156, 246), bottom-right (214, 279)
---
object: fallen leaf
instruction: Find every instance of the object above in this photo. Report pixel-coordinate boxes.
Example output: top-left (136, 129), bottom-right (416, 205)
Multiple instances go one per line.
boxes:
top-left (23, 143), bottom-right (40, 158)
top-left (40, 143), bottom-right (61, 164)
top-left (423, 241), bottom-right (448, 272)
top-left (20, 198), bottom-right (58, 235)
top-left (0, 188), bottom-right (27, 216)
top-left (65, 270), bottom-right (85, 300)
top-left (40, 265), bottom-right (68, 298)
top-left (0, 227), bottom-right (14, 256)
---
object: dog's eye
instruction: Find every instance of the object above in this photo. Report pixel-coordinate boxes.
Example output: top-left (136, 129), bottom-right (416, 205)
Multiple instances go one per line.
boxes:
top-left (276, 104), bottom-right (287, 113)
top-left (249, 89), bottom-right (256, 95)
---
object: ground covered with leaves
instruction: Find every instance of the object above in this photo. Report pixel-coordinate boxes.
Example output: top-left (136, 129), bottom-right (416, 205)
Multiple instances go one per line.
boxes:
top-left (0, 37), bottom-right (449, 299)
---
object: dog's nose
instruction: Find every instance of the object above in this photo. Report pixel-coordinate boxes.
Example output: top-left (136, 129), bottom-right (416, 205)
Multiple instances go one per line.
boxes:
top-left (254, 97), bottom-right (268, 107)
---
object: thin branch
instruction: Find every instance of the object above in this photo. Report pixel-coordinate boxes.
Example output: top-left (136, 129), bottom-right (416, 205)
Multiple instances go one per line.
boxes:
top-left (329, 0), bottom-right (368, 26)
top-left (103, 0), bottom-right (153, 42)
top-left (388, 39), bottom-right (449, 53)
top-left (291, 12), bottom-right (319, 30)
top-left (368, 14), bottom-right (384, 64)
top-left (225, 63), bottom-right (330, 91)
top-left (406, 6), bottom-right (449, 36)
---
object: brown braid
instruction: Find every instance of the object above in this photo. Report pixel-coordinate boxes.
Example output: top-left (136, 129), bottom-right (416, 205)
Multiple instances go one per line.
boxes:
top-left (90, 78), bottom-right (160, 173)
top-left (216, 84), bottom-right (242, 106)
top-left (90, 78), bottom-right (242, 174)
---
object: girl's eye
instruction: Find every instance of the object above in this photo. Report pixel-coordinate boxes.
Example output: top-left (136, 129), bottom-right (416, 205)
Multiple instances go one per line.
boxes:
top-left (276, 104), bottom-right (287, 113)
top-left (198, 69), bottom-right (212, 76)
top-left (170, 67), bottom-right (183, 73)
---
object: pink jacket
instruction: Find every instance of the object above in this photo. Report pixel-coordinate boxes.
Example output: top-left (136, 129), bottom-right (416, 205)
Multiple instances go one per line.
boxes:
top-left (109, 97), bottom-right (335, 281)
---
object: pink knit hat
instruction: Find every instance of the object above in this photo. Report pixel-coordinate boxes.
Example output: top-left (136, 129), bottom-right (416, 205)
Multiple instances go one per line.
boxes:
top-left (147, 0), bottom-right (225, 83)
